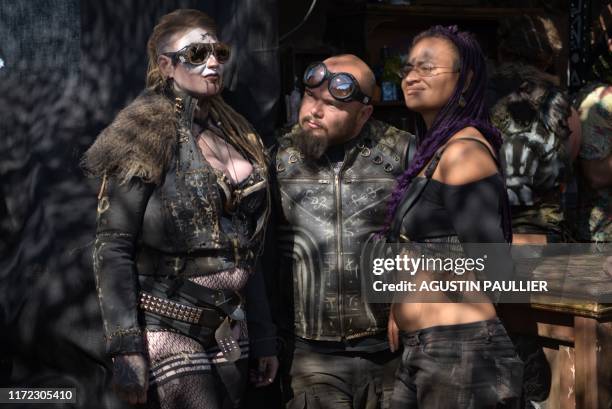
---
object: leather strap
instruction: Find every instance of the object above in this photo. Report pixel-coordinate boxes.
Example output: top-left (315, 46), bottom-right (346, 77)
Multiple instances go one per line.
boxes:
top-left (138, 276), bottom-right (243, 319)
top-left (449, 137), bottom-right (501, 167)
top-left (138, 275), bottom-right (245, 362)
top-left (389, 137), bottom-right (499, 241)
top-left (136, 245), bottom-right (255, 277)
top-left (406, 133), bottom-right (418, 167)
top-left (389, 177), bottom-right (431, 240)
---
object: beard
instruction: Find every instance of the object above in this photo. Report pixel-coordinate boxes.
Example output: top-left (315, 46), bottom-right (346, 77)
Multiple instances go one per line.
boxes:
top-left (293, 117), bottom-right (331, 161)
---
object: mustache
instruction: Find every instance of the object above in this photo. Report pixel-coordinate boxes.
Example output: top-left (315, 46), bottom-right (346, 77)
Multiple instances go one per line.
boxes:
top-left (301, 115), bottom-right (326, 130)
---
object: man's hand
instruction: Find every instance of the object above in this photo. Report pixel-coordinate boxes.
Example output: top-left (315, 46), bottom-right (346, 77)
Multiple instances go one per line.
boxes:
top-left (249, 355), bottom-right (279, 387)
top-left (111, 353), bottom-right (149, 405)
top-left (388, 305), bottom-right (399, 353)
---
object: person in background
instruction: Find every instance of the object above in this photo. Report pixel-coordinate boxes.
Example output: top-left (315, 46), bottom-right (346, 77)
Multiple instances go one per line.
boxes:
top-left (486, 15), bottom-right (573, 244)
top-left (572, 2), bottom-right (612, 243)
top-left (485, 16), bottom-right (574, 408)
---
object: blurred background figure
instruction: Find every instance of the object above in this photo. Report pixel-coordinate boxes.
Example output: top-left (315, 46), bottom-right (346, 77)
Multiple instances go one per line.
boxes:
top-left (572, 1), bottom-right (612, 244)
top-left (486, 15), bottom-right (573, 245)
top-left (485, 15), bottom-right (574, 409)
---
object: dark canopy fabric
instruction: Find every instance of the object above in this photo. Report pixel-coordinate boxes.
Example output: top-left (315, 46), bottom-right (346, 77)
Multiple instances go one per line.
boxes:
top-left (0, 1), bottom-right (278, 407)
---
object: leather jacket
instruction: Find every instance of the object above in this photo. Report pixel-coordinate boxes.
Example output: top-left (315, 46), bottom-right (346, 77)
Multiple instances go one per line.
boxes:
top-left (83, 89), bottom-right (274, 357)
top-left (272, 119), bottom-right (416, 341)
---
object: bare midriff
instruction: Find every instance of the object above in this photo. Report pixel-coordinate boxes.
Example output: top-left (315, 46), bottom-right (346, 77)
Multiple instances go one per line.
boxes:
top-left (393, 302), bottom-right (496, 333)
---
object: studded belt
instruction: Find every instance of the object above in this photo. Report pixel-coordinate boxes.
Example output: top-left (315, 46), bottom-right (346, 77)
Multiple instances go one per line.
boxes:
top-left (139, 291), bottom-right (210, 325)
top-left (138, 289), bottom-right (244, 362)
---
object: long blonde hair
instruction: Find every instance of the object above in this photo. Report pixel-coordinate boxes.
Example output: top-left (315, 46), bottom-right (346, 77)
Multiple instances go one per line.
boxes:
top-left (145, 9), bottom-right (268, 170)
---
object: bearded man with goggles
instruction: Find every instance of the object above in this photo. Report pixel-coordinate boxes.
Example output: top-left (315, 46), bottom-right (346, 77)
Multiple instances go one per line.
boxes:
top-left (267, 55), bottom-right (417, 409)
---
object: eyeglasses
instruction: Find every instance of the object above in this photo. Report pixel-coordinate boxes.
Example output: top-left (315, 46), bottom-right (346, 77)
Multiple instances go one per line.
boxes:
top-left (397, 62), bottom-right (459, 78)
top-left (163, 42), bottom-right (231, 65)
top-left (303, 62), bottom-right (372, 105)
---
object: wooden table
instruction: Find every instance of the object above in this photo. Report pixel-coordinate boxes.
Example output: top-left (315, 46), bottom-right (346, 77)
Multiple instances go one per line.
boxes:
top-left (499, 252), bottom-right (612, 409)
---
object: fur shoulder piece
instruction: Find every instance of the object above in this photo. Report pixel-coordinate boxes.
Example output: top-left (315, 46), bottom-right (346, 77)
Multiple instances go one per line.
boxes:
top-left (81, 89), bottom-right (177, 184)
top-left (367, 118), bottom-right (409, 146)
top-left (366, 119), bottom-right (414, 170)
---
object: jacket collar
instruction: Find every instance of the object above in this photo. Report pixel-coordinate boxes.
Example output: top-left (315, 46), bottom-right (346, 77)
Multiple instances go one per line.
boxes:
top-left (168, 88), bottom-right (199, 131)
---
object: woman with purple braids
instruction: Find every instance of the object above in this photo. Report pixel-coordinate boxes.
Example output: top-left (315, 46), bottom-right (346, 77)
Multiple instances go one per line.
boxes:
top-left (384, 26), bottom-right (522, 408)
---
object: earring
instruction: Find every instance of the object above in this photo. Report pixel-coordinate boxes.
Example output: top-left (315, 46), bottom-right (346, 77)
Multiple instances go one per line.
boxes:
top-left (458, 94), bottom-right (466, 108)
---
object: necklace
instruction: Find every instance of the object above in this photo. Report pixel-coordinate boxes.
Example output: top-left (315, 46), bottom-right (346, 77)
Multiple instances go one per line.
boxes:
top-left (224, 137), bottom-right (240, 185)
top-left (199, 130), bottom-right (240, 184)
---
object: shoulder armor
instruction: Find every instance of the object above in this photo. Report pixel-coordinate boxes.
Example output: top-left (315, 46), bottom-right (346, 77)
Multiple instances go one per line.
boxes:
top-left (276, 126), bottom-right (305, 174)
top-left (367, 119), bottom-right (416, 171)
top-left (81, 89), bottom-right (177, 184)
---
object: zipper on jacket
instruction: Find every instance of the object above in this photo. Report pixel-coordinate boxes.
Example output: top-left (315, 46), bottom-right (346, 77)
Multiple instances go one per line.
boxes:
top-left (334, 170), bottom-right (344, 337)
top-left (325, 153), bottom-right (346, 339)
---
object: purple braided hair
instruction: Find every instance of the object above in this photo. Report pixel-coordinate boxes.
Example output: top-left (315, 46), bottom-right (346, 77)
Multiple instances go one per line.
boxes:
top-left (383, 25), bottom-right (512, 242)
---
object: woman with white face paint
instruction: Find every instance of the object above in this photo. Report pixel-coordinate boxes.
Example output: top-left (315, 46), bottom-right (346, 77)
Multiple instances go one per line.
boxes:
top-left (82, 9), bottom-right (277, 409)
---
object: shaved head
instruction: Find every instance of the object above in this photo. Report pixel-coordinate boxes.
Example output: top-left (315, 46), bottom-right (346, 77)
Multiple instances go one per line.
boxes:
top-left (297, 54), bottom-right (375, 151)
top-left (323, 54), bottom-right (376, 97)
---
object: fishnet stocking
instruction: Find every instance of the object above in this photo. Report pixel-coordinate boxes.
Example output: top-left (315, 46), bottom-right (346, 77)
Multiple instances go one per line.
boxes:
top-left (189, 268), bottom-right (250, 291)
top-left (145, 372), bottom-right (222, 409)
top-left (146, 330), bottom-right (204, 365)
top-left (140, 270), bottom-right (251, 409)
top-left (146, 326), bottom-right (248, 365)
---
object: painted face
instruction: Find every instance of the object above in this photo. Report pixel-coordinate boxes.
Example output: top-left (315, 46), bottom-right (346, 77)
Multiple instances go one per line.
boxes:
top-left (163, 28), bottom-right (225, 98)
top-left (298, 78), bottom-right (363, 152)
top-left (401, 37), bottom-right (460, 116)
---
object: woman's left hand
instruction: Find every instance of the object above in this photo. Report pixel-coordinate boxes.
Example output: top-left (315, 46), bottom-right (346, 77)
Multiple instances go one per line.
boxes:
top-left (250, 355), bottom-right (279, 387)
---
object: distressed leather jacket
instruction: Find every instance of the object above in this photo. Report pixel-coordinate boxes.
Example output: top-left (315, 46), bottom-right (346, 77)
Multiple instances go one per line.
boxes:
top-left (272, 119), bottom-right (416, 341)
top-left (82, 89), bottom-right (274, 357)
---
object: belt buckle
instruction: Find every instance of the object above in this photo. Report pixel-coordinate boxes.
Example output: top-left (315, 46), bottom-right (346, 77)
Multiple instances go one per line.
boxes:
top-left (172, 257), bottom-right (185, 274)
top-left (404, 333), bottom-right (420, 346)
top-left (198, 307), bottom-right (225, 328)
top-left (229, 304), bottom-right (245, 321)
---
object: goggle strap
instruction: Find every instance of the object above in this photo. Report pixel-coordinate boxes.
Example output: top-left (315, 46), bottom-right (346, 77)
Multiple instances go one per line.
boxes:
top-left (302, 61), bottom-right (373, 105)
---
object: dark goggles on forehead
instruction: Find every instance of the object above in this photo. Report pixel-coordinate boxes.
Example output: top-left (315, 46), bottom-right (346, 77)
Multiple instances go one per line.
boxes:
top-left (163, 42), bottom-right (231, 65)
top-left (303, 62), bottom-right (372, 105)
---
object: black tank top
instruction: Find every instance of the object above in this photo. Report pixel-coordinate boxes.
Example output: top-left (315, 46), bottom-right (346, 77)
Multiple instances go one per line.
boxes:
top-left (397, 137), bottom-right (507, 244)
